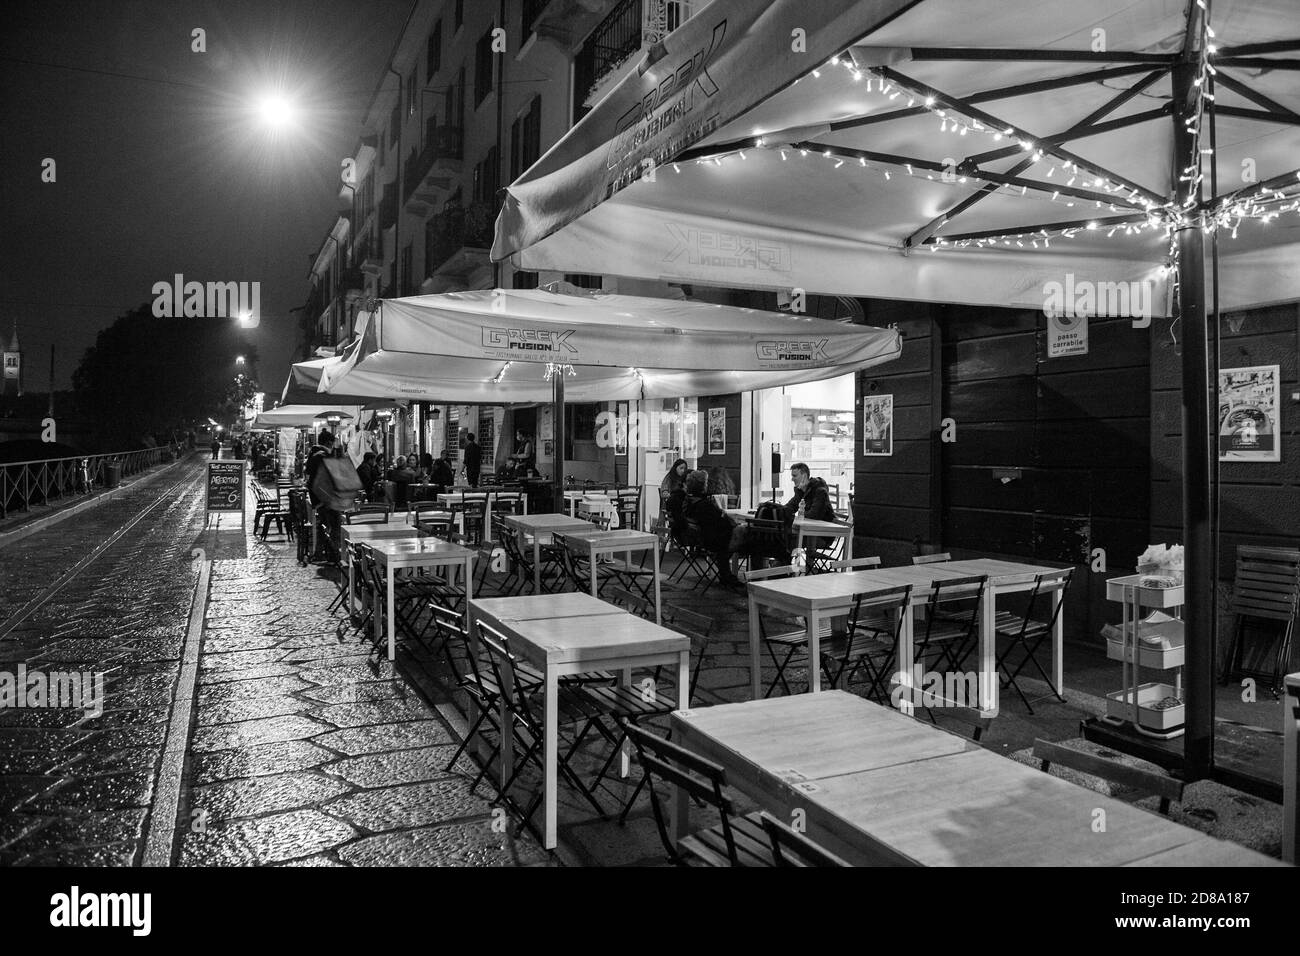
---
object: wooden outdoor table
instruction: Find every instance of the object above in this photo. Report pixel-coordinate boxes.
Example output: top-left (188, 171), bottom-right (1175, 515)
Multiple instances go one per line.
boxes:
top-left (340, 525), bottom-right (424, 618)
top-left (670, 693), bottom-right (1286, 867)
top-left (745, 558), bottom-right (1065, 715)
top-left (503, 513), bottom-right (592, 593)
top-left (472, 591), bottom-right (627, 623)
top-left (727, 509), bottom-right (854, 561)
top-left (469, 595), bottom-right (690, 851)
top-left (559, 527), bottom-right (663, 624)
top-left (437, 491), bottom-right (526, 536)
top-left (368, 537), bottom-right (475, 661)
top-left (563, 489), bottom-right (638, 517)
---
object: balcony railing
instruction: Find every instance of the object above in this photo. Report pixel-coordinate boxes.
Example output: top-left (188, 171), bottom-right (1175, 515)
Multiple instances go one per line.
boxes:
top-left (404, 125), bottom-right (464, 205)
top-left (574, 0), bottom-right (642, 116)
top-left (1, 448), bottom-right (175, 520)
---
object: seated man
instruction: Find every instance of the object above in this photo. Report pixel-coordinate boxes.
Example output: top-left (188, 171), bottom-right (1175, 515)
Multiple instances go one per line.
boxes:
top-left (784, 461), bottom-right (840, 560)
top-left (680, 470), bottom-right (746, 588)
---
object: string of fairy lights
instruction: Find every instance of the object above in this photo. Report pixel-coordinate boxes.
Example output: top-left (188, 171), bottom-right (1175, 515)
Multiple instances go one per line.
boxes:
top-left (659, 13), bottom-right (1299, 261)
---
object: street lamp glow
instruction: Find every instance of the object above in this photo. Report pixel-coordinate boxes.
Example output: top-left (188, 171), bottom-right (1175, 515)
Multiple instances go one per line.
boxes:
top-left (235, 355), bottom-right (246, 365)
top-left (255, 94), bottom-right (296, 129)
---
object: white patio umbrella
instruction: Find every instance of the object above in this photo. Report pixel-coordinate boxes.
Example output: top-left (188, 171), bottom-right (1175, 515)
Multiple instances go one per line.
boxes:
top-left (312, 288), bottom-right (901, 403)
top-left (491, 0), bottom-right (1300, 779)
top-left (251, 404), bottom-right (361, 429)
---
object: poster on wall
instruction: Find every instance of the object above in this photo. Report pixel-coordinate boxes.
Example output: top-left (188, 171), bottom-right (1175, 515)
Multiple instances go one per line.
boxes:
top-left (863, 395), bottom-right (893, 456)
top-left (614, 403), bottom-right (628, 455)
top-left (707, 407), bottom-right (726, 456)
top-left (1219, 365), bottom-right (1281, 462)
top-left (1046, 312), bottom-right (1089, 357)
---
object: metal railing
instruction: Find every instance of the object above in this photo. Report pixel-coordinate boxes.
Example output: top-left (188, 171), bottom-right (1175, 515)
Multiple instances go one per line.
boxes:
top-left (0, 447), bottom-right (176, 520)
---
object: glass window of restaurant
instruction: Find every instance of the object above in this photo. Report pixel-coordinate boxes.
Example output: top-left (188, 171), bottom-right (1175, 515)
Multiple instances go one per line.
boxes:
top-left (753, 373), bottom-right (856, 506)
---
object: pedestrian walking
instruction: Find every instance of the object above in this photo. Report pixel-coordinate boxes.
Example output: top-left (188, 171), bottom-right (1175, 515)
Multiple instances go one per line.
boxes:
top-left (210, 437), bottom-right (220, 460)
top-left (463, 432), bottom-right (481, 487)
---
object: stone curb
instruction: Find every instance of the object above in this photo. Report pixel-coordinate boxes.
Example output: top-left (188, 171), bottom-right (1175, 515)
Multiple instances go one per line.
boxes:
top-left (0, 454), bottom-right (191, 551)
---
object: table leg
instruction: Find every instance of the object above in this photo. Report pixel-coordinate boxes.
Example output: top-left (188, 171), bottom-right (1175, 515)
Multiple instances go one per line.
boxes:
top-left (749, 593), bottom-right (762, 699)
top-left (653, 544), bottom-right (662, 625)
top-left (464, 554), bottom-right (474, 605)
top-left (346, 547), bottom-right (356, 618)
top-left (677, 648), bottom-right (690, 710)
top-left (532, 537), bottom-right (541, 594)
top-left (1051, 585), bottom-right (1064, 697)
top-left (898, 604), bottom-right (916, 716)
top-left (807, 609), bottom-right (822, 693)
top-left (386, 565), bottom-right (396, 662)
top-left (590, 547), bottom-right (599, 599)
top-left (543, 668), bottom-right (559, 850)
top-left (980, 588), bottom-right (998, 717)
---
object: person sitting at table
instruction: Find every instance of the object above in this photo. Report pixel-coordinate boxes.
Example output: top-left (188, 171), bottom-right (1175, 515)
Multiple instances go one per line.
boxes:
top-left (429, 453), bottom-right (454, 490)
top-left (785, 461), bottom-right (838, 557)
top-left (385, 455), bottom-right (416, 508)
top-left (681, 470), bottom-right (746, 589)
top-left (506, 429), bottom-right (535, 477)
top-left (356, 452), bottom-right (379, 498)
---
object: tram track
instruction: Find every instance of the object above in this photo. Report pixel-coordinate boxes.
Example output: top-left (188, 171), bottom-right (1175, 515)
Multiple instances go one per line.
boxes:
top-left (0, 459), bottom-right (201, 641)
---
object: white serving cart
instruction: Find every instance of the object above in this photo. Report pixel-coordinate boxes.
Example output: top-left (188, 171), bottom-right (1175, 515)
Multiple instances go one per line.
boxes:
top-left (1104, 573), bottom-right (1186, 740)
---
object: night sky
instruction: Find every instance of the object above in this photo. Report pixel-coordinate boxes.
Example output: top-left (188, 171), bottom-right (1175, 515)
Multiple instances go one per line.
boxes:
top-left (1, 0), bottom-right (413, 394)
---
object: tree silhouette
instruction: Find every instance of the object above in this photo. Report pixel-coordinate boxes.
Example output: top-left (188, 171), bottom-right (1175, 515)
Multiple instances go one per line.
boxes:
top-left (72, 303), bottom-right (259, 450)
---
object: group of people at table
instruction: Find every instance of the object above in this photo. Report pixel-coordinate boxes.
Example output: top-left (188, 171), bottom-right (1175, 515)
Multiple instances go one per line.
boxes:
top-left (661, 458), bottom-right (842, 588)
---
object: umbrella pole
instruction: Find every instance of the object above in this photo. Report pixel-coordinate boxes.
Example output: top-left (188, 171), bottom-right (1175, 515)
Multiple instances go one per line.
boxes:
top-left (1173, 50), bottom-right (1214, 780)
top-left (552, 369), bottom-right (566, 514)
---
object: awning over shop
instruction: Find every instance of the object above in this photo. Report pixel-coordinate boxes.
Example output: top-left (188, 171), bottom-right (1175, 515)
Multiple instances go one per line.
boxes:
top-left (493, 0), bottom-right (1300, 313)
top-left (312, 288), bottom-right (902, 402)
top-left (251, 404), bottom-right (362, 429)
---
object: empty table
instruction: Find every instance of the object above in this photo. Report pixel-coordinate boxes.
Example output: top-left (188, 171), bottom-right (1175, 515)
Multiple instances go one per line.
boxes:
top-left (470, 594), bottom-right (689, 850)
top-left (559, 528), bottom-right (663, 624)
top-left (368, 537), bottom-right (475, 661)
top-left (745, 558), bottom-right (1067, 715)
top-left (340, 525), bottom-right (423, 618)
top-left (503, 513), bottom-right (592, 593)
top-left (670, 692), bottom-right (1285, 867)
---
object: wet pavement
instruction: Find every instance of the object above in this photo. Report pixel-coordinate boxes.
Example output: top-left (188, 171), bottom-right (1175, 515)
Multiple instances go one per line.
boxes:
top-left (1, 454), bottom-right (1285, 865)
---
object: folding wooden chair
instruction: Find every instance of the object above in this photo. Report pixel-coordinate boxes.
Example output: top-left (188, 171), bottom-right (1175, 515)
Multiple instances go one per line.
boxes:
top-left (1220, 546), bottom-right (1300, 697)
top-left (913, 552), bottom-right (953, 565)
top-left (759, 811), bottom-right (851, 867)
top-left (1034, 739), bottom-right (1185, 815)
top-left (820, 584), bottom-right (913, 693)
top-left (747, 564), bottom-right (811, 698)
top-left (345, 503), bottom-right (392, 524)
top-left (620, 720), bottom-right (773, 867)
top-left (994, 567), bottom-right (1073, 714)
top-left (477, 622), bottom-right (616, 837)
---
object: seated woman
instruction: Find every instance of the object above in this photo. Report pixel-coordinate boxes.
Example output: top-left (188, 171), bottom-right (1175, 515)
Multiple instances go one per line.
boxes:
top-left (680, 470), bottom-right (746, 588)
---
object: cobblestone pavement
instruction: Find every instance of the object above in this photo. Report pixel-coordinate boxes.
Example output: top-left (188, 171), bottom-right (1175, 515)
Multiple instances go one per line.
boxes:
top-left (2, 457), bottom-right (1281, 865)
top-left (0, 456), bottom-right (198, 865)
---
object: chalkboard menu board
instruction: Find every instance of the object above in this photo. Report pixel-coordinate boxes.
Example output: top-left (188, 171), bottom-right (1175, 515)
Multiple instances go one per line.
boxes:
top-left (206, 461), bottom-right (245, 513)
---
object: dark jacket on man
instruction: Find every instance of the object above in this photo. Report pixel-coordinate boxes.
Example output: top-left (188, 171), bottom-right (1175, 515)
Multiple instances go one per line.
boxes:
top-left (304, 444), bottom-right (331, 505)
top-left (682, 492), bottom-right (734, 553)
top-left (463, 440), bottom-right (481, 481)
top-left (356, 460), bottom-right (378, 495)
top-left (785, 476), bottom-right (836, 523)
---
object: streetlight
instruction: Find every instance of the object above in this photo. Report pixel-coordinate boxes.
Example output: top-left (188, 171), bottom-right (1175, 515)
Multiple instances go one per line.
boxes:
top-left (235, 355), bottom-right (246, 366)
top-left (255, 93), bottom-right (297, 131)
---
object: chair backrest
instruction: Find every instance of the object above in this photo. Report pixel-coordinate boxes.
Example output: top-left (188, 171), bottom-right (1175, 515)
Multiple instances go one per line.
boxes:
top-left (474, 620), bottom-right (528, 712)
top-left (921, 573), bottom-right (986, 625)
top-left (825, 483), bottom-right (840, 509)
top-left (606, 586), bottom-right (652, 618)
top-left (1032, 738), bottom-right (1184, 813)
top-left (913, 552), bottom-right (952, 565)
top-left (758, 811), bottom-right (850, 867)
top-left (621, 719), bottom-right (741, 866)
top-left (1232, 546), bottom-right (1300, 622)
top-left (345, 508), bottom-right (390, 524)
top-left (847, 584), bottom-right (912, 640)
top-left (1015, 567), bottom-right (1075, 634)
top-left (747, 517), bottom-right (793, 555)
top-left (744, 563), bottom-right (801, 582)
top-left (429, 604), bottom-right (467, 675)
top-left (829, 556), bottom-right (882, 572)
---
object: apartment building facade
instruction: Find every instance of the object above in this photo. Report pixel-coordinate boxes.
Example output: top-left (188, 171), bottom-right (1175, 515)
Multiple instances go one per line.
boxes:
top-left (303, 0), bottom-right (714, 473)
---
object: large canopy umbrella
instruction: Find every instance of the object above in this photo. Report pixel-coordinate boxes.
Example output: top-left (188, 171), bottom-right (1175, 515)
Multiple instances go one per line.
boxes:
top-left (279, 361), bottom-right (375, 407)
top-left (251, 404), bottom-right (362, 429)
top-left (312, 288), bottom-right (902, 509)
top-left (492, 0), bottom-right (1300, 780)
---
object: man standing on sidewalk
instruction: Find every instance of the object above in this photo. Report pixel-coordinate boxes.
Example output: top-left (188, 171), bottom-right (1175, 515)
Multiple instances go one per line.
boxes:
top-left (463, 432), bottom-right (481, 488)
top-left (210, 436), bottom-right (220, 460)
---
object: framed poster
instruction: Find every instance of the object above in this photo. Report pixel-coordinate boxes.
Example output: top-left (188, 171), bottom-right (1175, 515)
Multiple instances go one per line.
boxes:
top-left (1219, 365), bottom-right (1281, 462)
top-left (863, 395), bottom-right (893, 456)
top-left (707, 407), bottom-right (726, 455)
top-left (614, 402), bottom-right (628, 455)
